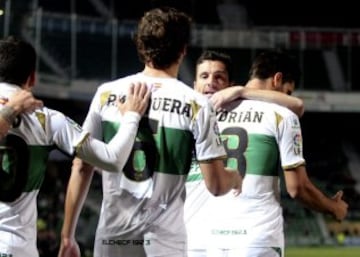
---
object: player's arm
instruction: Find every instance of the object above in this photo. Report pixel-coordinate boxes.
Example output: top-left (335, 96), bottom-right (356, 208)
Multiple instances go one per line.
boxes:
top-left (210, 86), bottom-right (304, 117)
top-left (284, 165), bottom-right (348, 221)
top-left (0, 108), bottom-right (14, 139)
top-left (240, 87), bottom-right (304, 117)
top-left (199, 159), bottom-right (242, 196)
top-left (77, 82), bottom-right (150, 170)
top-left (58, 158), bottom-right (93, 257)
top-left (279, 111), bottom-right (347, 221)
top-left (74, 112), bottom-right (140, 171)
top-left (0, 90), bottom-right (43, 138)
top-left (194, 97), bottom-right (242, 196)
top-left (54, 82), bottom-right (150, 172)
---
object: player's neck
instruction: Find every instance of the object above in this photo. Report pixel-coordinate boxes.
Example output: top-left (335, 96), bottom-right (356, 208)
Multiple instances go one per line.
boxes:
top-left (142, 64), bottom-right (179, 78)
top-left (245, 78), bottom-right (267, 90)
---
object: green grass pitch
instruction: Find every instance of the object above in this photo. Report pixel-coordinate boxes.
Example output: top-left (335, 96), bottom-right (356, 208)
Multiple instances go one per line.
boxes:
top-left (285, 246), bottom-right (360, 257)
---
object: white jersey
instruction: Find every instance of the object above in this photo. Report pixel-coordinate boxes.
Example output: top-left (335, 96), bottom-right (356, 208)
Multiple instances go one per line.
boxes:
top-left (84, 72), bottom-right (226, 257)
top-left (0, 83), bottom-right (141, 257)
top-left (185, 99), bottom-right (305, 256)
top-left (0, 84), bottom-right (89, 257)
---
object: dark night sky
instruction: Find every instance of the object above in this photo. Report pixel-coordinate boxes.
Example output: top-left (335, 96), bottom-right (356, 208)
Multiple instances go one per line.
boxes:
top-left (245, 1), bottom-right (358, 28)
top-left (35, 0), bottom-right (359, 29)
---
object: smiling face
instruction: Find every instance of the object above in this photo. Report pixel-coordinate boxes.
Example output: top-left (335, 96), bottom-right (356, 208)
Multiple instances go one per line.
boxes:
top-left (194, 60), bottom-right (230, 97)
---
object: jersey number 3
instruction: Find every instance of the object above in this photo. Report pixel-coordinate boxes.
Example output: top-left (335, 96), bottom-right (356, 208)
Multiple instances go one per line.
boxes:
top-left (221, 127), bottom-right (248, 176)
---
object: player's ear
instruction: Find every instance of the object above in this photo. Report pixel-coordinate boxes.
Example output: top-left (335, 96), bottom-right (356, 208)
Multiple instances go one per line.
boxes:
top-left (272, 72), bottom-right (283, 89)
top-left (24, 71), bottom-right (36, 90)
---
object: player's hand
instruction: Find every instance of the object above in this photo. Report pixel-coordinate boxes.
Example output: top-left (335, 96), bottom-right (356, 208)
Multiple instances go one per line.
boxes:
top-left (1, 90), bottom-right (43, 114)
top-left (233, 174), bottom-right (243, 196)
top-left (118, 82), bottom-right (151, 116)
top-left (57, 237), bottom-right (81, 257)
top-left (210, 85), bottom-right (244, 110)
top-left (331, 190), bottom-right (348, 221)
top-left (225, 167), bottom-right (242, 196)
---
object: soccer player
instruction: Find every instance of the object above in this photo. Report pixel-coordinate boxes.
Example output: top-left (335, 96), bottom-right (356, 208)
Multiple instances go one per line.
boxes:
top-left (58, 7), bottom-right (241, 257)
top-left (185, 50), bottom-right (305, 257)
top-left (205, 49), bottom-right (348, 257)
top-left (0, 36), bottom-right (150, 257)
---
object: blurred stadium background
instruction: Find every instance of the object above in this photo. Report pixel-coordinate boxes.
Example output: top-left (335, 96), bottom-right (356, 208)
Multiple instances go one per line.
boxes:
top-left (1, 0), bottom-right (360, 256)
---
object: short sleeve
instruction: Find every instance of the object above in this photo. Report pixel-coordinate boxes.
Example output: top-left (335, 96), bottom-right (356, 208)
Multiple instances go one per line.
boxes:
top-left (278, 112), bottom-right (306, 169)
top-left (82, 87), bottom-right (106, 139)
top-left (50, 110), bottom-right (89, 156)
top-left (192, 99), bottom-right (226, 161)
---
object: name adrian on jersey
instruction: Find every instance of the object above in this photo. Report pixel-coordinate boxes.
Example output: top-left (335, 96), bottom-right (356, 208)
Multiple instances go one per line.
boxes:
top-left (217, 109), bottom-right (264, 123)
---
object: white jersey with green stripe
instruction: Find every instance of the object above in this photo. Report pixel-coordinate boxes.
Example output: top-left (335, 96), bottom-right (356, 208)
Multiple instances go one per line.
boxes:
top-left (84, 73), bottom-right (226, 255)
top-left (0, 84), bottom-right (89, 257)
top-left (185, 99), bottom-right (305, 253)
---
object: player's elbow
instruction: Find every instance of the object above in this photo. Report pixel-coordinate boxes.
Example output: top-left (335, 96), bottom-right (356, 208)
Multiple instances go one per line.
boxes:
top-left (206, 182), bottom-right (222, 196)
top-left (286, 183), bottom-right (302, 199)
top-left (295, 98), bottom-right (305, 117)
top-left (287, 186), bottom-right (299, 199)
top-left (94, 159), bottom-right (124, 173)
top-left (287, 182), bottom-right (310, 199)
top-left (101, 163), bottom-right (119, 172)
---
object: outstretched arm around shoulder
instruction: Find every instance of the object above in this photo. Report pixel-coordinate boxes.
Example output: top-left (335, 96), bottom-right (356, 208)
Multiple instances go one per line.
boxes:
top-left (54, 82), bottom-right (151, 172)
top-left (210, 86), bottom-right (304, 117)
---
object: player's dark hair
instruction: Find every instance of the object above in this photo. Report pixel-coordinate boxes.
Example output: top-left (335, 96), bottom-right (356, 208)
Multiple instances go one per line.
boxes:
top-left (249, 49), bottom-right (301, 87)
top-left (134, 7), bottom-right (192, 69)
top-left (0, 36), bottom-right (36, 86)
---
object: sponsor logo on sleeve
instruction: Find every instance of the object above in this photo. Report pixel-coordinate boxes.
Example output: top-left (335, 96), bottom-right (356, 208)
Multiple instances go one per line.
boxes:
top-left (291, 117), bottom-right (300, 128)
top-left (293, 133), bottom-right (302, 155)
top-left (213, 122), bottom-right (222, 146)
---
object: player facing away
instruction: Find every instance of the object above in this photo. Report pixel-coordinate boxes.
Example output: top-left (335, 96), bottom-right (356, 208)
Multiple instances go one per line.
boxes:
top-left (0, 36), bottom-right (150, 257)
top-left (185, 49), bottom-right (348, 257)
top-left (58, 7), bottom-right (241, 257)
